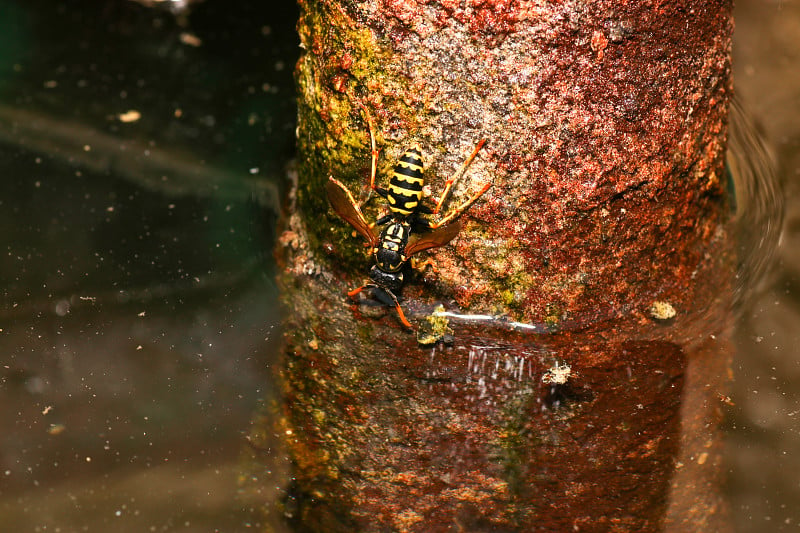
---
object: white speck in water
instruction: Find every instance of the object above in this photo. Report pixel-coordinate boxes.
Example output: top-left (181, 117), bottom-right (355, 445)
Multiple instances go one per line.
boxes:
top-left (118, 110), bottom-right (141, 123)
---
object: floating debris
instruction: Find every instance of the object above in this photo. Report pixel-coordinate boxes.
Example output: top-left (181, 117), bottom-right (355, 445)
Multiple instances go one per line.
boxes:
top-left (47, 423), bottom-right (66, 436)
top-left (542, 362), bottom-right (572, 385)
top-left (180, 32), bottom-right (202, 47)
top-left (717, 393), bottom-right (735, 406)
top-left (118, 110), bottom-right (141, 123)
top-left (648, 300), bottom-right (677, 320)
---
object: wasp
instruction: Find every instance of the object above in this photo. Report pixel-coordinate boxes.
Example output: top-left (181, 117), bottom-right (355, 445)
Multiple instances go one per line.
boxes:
top-left (326, 109), bottom-right (491, 328)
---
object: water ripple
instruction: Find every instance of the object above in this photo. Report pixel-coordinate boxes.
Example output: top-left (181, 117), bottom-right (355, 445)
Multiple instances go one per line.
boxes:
top-left (727, 99), bottom-right (785, 307)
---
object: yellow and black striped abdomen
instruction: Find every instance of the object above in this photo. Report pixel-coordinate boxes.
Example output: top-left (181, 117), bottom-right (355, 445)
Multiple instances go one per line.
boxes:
top-left (386, 144), bottom-right (425, 217)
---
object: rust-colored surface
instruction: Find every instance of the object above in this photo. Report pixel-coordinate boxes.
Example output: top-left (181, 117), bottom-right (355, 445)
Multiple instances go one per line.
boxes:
top-left (266, 0), bottom-right (735, 530)
top-left (268, 270), bottom-right (732, 531)
top-left (294, 0), bottom-right (732, 326)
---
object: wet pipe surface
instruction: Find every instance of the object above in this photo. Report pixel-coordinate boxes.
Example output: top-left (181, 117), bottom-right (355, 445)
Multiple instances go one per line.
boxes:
top-left (279, 0), bottom-right (734, 529)
top-left (270, 268), bottom-right (697, 532)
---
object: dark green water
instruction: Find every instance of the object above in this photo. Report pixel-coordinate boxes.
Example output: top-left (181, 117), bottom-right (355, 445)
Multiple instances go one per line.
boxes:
top-left (0, 1), bottom-right (296, 530)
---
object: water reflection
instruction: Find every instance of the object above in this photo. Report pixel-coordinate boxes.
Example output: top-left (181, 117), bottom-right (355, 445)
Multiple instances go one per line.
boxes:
top-left (0, 0), bottom-right (295, 531)
top-left (0, 140), bottom-right (281, 530)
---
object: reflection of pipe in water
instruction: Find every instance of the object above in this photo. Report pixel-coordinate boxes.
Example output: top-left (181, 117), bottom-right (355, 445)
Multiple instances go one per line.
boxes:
top-left (0, 256), bottom-right (264, 321)
top-left (262, 271), bottom-right (736, 530)
top-left (0, 104), bottom-right (279, 212)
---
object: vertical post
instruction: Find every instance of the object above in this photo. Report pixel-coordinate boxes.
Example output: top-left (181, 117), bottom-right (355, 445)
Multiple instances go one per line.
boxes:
top-left (268, 0), bottom-right (734, 530)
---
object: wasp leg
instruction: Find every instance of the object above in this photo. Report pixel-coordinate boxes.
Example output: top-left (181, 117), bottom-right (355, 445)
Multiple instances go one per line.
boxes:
top-left (411, 257), bottom-right (437, 273)
top-left (347, 283), bottom-right (413, 329)
top-left (433, 139), bottom-right (487, 215)
top-left (381, 288), bottom-right (413, 329)
top-left (347, 283), bottom-right (371, 298)
top-left (430, 181), bottom-right (492, 229)
top-left (393, 302), bottom-right (413, 329)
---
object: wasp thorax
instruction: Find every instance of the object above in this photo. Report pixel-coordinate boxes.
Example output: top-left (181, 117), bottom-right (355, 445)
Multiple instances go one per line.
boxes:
top-left (375, 221), bottom-right (409, 272)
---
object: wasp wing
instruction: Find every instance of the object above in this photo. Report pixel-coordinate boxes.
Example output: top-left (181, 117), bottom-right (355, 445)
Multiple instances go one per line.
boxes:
top-left (326, 177), bottom-right (377, 246)
top-left (405, 220), bottom-right (462, 257)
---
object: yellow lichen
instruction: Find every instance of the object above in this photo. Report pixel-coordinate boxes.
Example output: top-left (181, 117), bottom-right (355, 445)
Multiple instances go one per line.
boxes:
top-left (416, 304), bottom-right (452, 345)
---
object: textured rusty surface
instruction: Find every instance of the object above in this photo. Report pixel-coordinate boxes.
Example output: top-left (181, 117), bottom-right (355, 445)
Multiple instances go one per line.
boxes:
top-left (294, 0), bottom-right (732, 326)
top-left (268, 0), bottom-right (735, 530)
top-left (269, 269), bottom-right (732, 531)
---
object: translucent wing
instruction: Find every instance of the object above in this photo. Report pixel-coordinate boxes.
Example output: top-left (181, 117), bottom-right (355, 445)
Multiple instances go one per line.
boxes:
top-left (326, 177), bottom-right (377, 246)
top-left (405, 220), bottom-right (462, 257)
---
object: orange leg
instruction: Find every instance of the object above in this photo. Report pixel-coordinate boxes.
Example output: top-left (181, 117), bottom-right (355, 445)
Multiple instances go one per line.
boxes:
top-left (411, 257), bottom-right (438, 273)
top-left (347, 284), bottom-right (368, 298)
top-left (393, 301), bottom-right (413, 329)
top-left (430, 181), bottom-right (492, 229)
top-left (433, 139), bottom-right (487, 215)
top-left (347, 283), bottom-right (413, 329)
